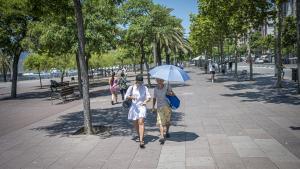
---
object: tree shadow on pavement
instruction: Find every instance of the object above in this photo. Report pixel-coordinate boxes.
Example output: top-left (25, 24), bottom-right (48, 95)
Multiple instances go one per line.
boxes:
top-left (32, 107), bottom-right (184, 137)
top-left (222, 76), bottom-right (300, 105)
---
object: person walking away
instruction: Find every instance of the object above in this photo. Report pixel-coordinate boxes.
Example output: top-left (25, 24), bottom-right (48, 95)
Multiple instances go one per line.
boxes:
top-left (229, 61), bottom-right (233, 72)
top-left (152, 78), bottom-right (174, 145)
top-left (118, 72), bottom-right (128, 100)
top-left (209, 60), bottom-right (216, 83)
top-left (109, 72), bottom-right (118, 105)
top-left (125, 74), bottom-right (151, 148)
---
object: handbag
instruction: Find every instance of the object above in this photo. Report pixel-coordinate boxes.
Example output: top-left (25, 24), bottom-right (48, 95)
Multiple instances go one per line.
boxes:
top-left (122, 86), bottom-right (133, 109)
top-left (166, 95), bottom-right (180, 110)
top-left (122, 99), bottom-right (132, 109)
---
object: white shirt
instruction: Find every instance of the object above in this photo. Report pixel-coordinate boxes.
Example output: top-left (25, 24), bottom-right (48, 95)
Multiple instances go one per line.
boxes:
top-left (125, 84), bottom-right (151, 120)
top-left (209, 63), bottom-right (216, 72)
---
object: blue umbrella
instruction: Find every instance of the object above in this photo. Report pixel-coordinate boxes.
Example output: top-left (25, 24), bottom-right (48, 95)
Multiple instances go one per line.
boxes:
top-left (149, 65), bottom-right (190, 82)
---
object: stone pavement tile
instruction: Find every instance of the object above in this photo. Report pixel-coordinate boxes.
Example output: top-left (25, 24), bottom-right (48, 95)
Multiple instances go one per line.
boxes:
top-left (73, 138), bottom-right (124, 169)
top-left (0, 130), bottom-right (39, 154)
top-left (207, 134), bottom-right (231, 145)
top-left (244, 129), bottom-right (273, 139)
top-left (186, 156), bottom-right (215, 167)
top-left (0, 133), bottom-right (49, 167)
top-left (46, 136), bottom-right (99, 169)
top-left (214, 153), bottom-right (247, 169)
top-left (210, 144), bottom-right (237, 154)
top-left (219, 119), bottom-right (245, 136)
top-left (229, 136), bottom-right (265, 158)
top-left (254, 139), bottom-right (300, 166)
top-left (269, 116), bottom-right (296, 130)
top-left (129, 145), bottom-right (161, 169)
top-left (158, 145), bottom-right (185, 163)
top-left (186, 148), bottom-right (211, 157)
top-left (186, 166), bottom-right (216, 169)
top-left (100, 138), bottom-right (139, 169)
top-left (241, 157), bottom-right (278, 169)
top-left (156, 161), bottom-right (185, 169)
top-left (207, 134), bottom-right (237, 154)
top-left (234, 117), bottom-right (260, 130)
top-left (3, 146), bottom-right (41, 169)
top-left (275, 162), bottom-right (300, 169)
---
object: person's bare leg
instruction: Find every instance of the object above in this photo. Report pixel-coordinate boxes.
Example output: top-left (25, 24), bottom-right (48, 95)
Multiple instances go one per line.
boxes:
top-left (138, 118), bottom-right (145, 148)
top-left (133, 120), bottom-right (139, 136)
top-left (159, 125), bottom-right (164, 138)
top-left (114, 93), bottom-right (118, 103)
top-left (138, 118), bottom-right (144, 141)
top-left (111, 94), bottom-right (114, 104)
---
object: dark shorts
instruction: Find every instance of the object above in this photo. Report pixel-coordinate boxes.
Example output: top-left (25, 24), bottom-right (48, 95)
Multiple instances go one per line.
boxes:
top-left (210, 71), bottom-right (215, 74)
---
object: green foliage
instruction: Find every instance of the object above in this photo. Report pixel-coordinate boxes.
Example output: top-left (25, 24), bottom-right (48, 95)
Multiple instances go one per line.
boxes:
top-left (83, 0), bottom-right (121, 54)
top-left (24, 53), bottom-right (52, 72)
top-left (282, 16), bottom-right (296, 49)
top-left (190, 0), bottom-right (272, 57)
top-left (89, 48), bottom-right (132, 68)
top-left (189, 15), bottom-right (216, 54)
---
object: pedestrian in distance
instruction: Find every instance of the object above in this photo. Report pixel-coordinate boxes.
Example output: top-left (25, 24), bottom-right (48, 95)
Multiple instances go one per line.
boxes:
top-left (125, 74), bottom-right (151, 148)
top-left (152, 78), bottom-right (174, 145)
top-left (209, 60), bottom-right (216, 83)
top-left (108, 72), bottom-right (118, 105)
top-left (118, 72), bottom-right (128, 101)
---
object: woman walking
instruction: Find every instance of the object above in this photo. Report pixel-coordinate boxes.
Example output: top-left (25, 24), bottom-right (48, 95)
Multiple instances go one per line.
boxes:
top-left (125, 74), bottom-right (151, 148)
top-left (109, 72), bottom-right (118, 105)
top-left (118, 72), bottom-right (128, 101)
top-left (152, 78), bottom-right (174, 144)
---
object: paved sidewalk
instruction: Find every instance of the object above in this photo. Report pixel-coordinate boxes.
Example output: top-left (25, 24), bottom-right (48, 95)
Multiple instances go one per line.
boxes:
top-left (0, 67), bottom-right (300, 169)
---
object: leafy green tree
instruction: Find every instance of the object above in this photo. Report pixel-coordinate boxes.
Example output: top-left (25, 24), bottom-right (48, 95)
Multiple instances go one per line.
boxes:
top-left (83, 0), bottom-right (121, 69)
top-left (0, 50), bottom-right (10, 82)
top-left (189, 14), bottom-right (217, 64)
top-left (0, 0), bottom-right (30, 97)
top-left (282, 16), bottom-right (296, 57)
top-left (122, 0), bottom-right (153, 73)
top-left (24, 54), bottom-right (51, 88)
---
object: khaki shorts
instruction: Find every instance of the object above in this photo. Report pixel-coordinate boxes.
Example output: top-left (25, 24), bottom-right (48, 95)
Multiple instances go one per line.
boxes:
top-left (157, 105), bottom-right (172, 126)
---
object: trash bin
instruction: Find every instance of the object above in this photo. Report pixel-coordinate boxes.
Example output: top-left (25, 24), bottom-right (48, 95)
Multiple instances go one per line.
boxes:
top-left (291, 68), bottom-right (298, 82)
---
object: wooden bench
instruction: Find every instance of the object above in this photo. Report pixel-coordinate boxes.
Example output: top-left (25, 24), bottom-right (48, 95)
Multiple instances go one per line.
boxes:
top-left (51, 86), bottom-right (74, 104)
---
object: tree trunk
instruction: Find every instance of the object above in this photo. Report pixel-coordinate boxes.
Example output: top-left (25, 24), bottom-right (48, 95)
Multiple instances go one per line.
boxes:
top-left (165, 47), bottom-right (170, 65)
top-left (144, 56), bottom-right (151, 87)
top-left (276, 3), bottom-right (283, 88)
top-left (140, 38), bottom-right (145, 74)
top-left (73, 0), bottom-right (93, 135)
top-left (11, 53), bottom-right (20, 98)
top-left (60, 70), bottom-right (65, 83)
top-left (297, 0), bottom-right (300, 93)
top-left (2, 62), bottom-right (7, 82)
top-left (152, 41), bottom-right (157, 66)
top-left (157, 40), bottom-right (162, 65)
top-left (220, 40), bottom-right (225, 74)
top-left (76, 52), bottom-right (83, 97)
top-left (247, 32), bottom-right (254, 81)
top-left (234, 37), bottom-right (238, 78)
top-left (38, 70), bottom-right (42, 88)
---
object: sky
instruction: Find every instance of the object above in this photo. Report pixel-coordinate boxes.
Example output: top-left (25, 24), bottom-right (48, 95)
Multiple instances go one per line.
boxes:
top-left (153, 0), bottom-right (198, 36)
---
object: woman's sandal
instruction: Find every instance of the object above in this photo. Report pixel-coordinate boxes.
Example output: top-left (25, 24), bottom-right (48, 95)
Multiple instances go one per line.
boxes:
top-left (139, 141), bottom-right (145, 148)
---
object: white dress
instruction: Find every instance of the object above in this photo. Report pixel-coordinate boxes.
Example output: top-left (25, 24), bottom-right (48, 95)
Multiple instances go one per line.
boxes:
top-left (125, 84), bottom-right (151, 120)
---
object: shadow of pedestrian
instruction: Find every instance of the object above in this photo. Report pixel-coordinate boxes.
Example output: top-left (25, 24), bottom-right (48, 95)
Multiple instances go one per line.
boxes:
top-left (166, 131), bottom-right (199, 142)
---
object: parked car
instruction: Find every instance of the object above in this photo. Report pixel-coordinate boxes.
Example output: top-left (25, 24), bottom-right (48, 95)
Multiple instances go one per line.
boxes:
top-left (255, 58), bottom-right (264, 64)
